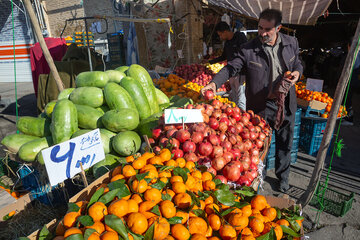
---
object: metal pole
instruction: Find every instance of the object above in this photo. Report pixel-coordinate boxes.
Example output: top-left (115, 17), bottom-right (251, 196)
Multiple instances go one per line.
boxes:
top-left (84, 19), bottom-right (93, 71)
top-left (23, 0), bottom-right (64, 92)
top-left (298, 20), bottom-right (360, 207)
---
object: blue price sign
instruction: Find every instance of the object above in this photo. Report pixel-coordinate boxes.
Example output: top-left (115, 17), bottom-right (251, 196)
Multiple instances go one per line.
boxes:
top-left (41, 129), bottom-right (105, 186)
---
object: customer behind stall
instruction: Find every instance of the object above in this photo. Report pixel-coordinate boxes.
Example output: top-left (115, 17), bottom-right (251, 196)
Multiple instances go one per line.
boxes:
top-left (207, 22), bottom-right (248, 110)
top-left (201, 9), bottom-right (303, 193)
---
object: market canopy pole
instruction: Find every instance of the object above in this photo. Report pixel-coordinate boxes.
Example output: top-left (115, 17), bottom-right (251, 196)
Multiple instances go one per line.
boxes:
top-left (23, 0), bottom-right (64, 92)
top-left (298, 19), bottom-right (360, 207)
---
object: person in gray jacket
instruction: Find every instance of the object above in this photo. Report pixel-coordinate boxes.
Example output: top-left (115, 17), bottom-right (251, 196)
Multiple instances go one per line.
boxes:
top-left (201, 9), bottom-right (303, 193)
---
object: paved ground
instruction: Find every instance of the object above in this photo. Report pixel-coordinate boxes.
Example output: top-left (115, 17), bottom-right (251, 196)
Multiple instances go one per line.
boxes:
top-left (1, 82), bottom-right (360, 239)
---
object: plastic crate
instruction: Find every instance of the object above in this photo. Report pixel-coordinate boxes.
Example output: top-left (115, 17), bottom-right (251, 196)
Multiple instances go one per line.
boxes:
top-left (295, 108), bottom-right (302, 124)
top-left (300, 117), bottom-right (327, 137)
top-left (267, 130), bottom-right (300, 158)
top-left (310, 182), bottom-right (355, 217)
top-left (266, 151), bottom-right (298, 170)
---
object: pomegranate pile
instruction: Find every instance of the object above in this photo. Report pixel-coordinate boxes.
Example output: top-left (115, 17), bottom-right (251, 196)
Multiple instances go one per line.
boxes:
top-left (152, 100), bottom-right (271, 187)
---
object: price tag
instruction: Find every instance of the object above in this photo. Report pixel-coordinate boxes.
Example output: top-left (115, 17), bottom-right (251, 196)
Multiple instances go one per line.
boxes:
top-left (154, 65), bottom-right (168, 74)
top-left (164, 109), bottom-right (203, 124)
top-left (41, 129), bottom-right (105, 186)
top-left (306, 78), bottom-right (324, 92)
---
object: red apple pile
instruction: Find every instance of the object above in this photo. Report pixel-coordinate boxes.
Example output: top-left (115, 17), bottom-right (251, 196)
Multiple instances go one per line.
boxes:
top-left (151, 101), bottom-right (271, 187)
top-left (174, 64), bottom-right (227, 92)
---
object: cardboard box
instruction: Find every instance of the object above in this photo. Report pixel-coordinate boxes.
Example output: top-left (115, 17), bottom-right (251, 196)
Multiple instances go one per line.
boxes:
top-left (297, 98), bottom-right (327, 111)
top-left (0, 193), bottom-right (31, 222)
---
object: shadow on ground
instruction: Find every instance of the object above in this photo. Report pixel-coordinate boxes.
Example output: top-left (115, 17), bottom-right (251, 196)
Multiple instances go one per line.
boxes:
top-left (0, 94), bottom-right (37, 117)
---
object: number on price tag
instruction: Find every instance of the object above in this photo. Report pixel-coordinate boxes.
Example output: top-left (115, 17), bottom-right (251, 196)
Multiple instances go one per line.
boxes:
top-left (164, 109), bottom-right (203, 124)
top-left (41, 129), bottom-right (105, 186)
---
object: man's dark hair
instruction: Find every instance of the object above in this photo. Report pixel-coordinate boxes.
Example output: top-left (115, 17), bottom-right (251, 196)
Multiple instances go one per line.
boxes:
top-left (215, 22), bottom-right (231, 32)
top-left (259, 8), bottom-right (282, 27)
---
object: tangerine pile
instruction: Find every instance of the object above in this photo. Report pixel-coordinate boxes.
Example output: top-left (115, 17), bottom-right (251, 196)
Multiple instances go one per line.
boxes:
top-left (296, 82), bottom-right (347, 118)
top-left (53, 149), bottom-right (303, 240)
top-left (153, 74), bottom-right (235, 106)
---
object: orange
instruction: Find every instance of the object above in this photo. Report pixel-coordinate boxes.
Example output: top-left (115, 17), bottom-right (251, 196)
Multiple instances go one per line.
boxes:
top-left (75, 200), bottom-right (88, 214)
top-left (276, 219), bottom-right (290, 227)
top-left (219, 225), bottom-right (237, 240)
top-left (241, 227), bottom-right (253, 236)
top-left (64, 227), bottom-right (82, 238)
top-left (201, 172), bottom-right (213, 181)
top-left (208, 214), bottom-right (221, 231)
top-left (165, 159), bottom-right (177, 167)
top-left (261, 207), bottom-right (277, 222)
top-left (164, 189), bottom-right (175, 199)
top-left (122, 185), bottom-right (131, 200)
top-left (205, 225), bottom-right (213, 237)
top-left (96, 184), bottom-right (109, 193)
top-left (191, 234), bottom-right (207, 240)
top-left (132, 157), bottom-right (147, 170)
top-left (191, 170), bottom-right (202, 179)
top-left (127, 199), bottom-right (139, 214)
top-left (122, 165), bottom-right (136, 178)
top-left (101, 231), bottom-right (119, 240)
top-left (251, 195), bottom-right (267, 211)
top-left (170, 176), bottom-right (184, 184)
top-left (160, 177), bottom-right (168, 184)
top-left (112, 166), bottom-right (122, 177)
top-left (127, 212), bottom-right (148, 234)
top-left (171, 224), bottom-right (190, 240)
top-left (204, 196), bottom-right (214, 205)
top-left (241, 236), bottom-right (256, 240)
top-left (145, 169), bottom-right (159, 183)
top-left (144, 188), bottom-right (162, 203)
top-left (176, 158), bottom-right (186, 168)
top-left (86, 221), bottom-right (105, 234)
top-left (149, 156), bottom-right (163, 165)
top-left (153, 217), bottom-right (171, 240)
top-left (139, 200), bottom-right (157, 213)
top-left (131, 194), bottom-right (143, 204)
top-left (143, 211), bottom-right (158, 219)
top-left (249, 217), bottom-right (264, 233)
top-left (63, 211), bottom-right (80, 228)
top-left (185, 176), bottom-right (196, 189)
top-left (126, 155), bottom-right (135, 163)
top-left (140, 164), bottom-right (157, 173)
top-left (192, 200), bottom-right (205, 210)
top-left (173, 193), bottom-right (192, 209)
top-left (105, 224), bottom-right (116, 233)
top-left (159, 170), bottom-right (172, 178)
top-left (160, 200), bottom-right (176, 218)
top-left (172, 182), bottom-right (186, 194)
top-left (262, 222), bottom-right (283, 240)
top-left (203, 180), bottom-right (216, 191)
top-left (228, 213), bottom-right (249, 231)
top-left (241, 204), bottom-right (252, 217)
top-left (110, 174), bottom-right (125, 182)
top-left (188, 217), bottom-right (207, 235)
top-left (88, 232), bottom-right (101, 240)
top-left (159, 149), bottom-right (172, 161)
top-left (175, 210), bottom-right (189, 224)
top-left (108, 199), bottom-right (128, 218)
top-left (131, 178), bottom-right (148, 193)
top-left (185, 161), bottom-right (195, 172)
top-left (205, 203), bottom-right (219, 215)
top-left (295, 218), bottom-right (304, 228)
top-left (207, 237), bottom-right (220, 240)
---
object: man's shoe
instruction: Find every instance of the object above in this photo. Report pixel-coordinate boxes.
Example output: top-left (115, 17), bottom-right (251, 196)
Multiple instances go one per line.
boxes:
top-left (279, 181), bottom-right (290, 193)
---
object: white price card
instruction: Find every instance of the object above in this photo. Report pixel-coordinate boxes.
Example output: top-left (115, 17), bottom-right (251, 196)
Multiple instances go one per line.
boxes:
top-left (306, 78), bottom-right (324, 92)
top-left (41, 129), bottom-right (105, 186)
top-left (164, 109), bottom-right (203, 124)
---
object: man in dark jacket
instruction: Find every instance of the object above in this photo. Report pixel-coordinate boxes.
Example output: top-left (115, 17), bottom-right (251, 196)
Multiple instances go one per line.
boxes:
top-left (208, 22), bottom-right (248, 110)
top-left (201, 9), bottom-right (303, 192)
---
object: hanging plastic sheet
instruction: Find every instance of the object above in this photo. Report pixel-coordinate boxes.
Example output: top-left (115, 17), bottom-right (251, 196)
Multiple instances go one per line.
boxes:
top-left (126, 21), bottom-right (139, 65)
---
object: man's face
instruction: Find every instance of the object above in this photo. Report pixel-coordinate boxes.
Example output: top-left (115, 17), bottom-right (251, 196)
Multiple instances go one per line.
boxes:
top-left (258, 18), bottom-right (280, 44)
top-left (217, 31), bottom-right (228, 41)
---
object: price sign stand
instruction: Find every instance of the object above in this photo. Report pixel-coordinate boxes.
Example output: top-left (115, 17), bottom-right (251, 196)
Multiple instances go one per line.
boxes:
top-left (79, 162), bottom-right (88, 187)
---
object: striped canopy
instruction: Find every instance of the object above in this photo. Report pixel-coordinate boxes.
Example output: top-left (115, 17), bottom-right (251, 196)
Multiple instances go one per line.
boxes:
top-left (207, 0), bottom-right (332, 25)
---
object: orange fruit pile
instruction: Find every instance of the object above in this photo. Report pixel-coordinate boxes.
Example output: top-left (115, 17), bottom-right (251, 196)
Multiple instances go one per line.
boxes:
top-left (296, 82), bottom-right (347, 118)
top-left (54, 148), bottom-right (303, 240)
top-left (153, 74), bottom-right (235, 106)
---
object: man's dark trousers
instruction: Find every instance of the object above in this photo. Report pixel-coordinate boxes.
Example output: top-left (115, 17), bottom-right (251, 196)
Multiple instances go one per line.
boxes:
top-left (264, 96), bottom-right (295, 184)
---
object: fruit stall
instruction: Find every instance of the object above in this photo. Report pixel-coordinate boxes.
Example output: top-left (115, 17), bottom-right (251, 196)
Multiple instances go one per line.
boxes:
top-left (0, 61), bottom-right (308, 240)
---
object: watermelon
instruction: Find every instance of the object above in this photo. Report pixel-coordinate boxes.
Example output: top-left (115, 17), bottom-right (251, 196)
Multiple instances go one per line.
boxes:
top-left (112, 131), bottom-right (141, 156)
top-left (75, 71), bottom-right (109, 88)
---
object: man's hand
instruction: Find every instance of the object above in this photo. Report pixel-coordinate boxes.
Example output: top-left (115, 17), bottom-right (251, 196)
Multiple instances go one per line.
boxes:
top-left (289, 71), bottom-right (300, 85)
top-left (201, 82), bottom-right (216, 97)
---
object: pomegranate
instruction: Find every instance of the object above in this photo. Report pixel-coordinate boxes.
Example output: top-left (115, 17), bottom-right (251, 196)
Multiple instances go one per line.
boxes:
top-left (152, 128), bottom-right (162, 140)
top-left (244, 171), bottom-right (255, 182)
top-left (218, 122), bottom-right (228, 133)
top-left (249, 148), bottom-right (259, 157)
top-left (195, 104), bottom-right (205, 113)
top-left (229, 117), bottom-right (236, 126)
top-left (159, 137), bottom-right (168, 147)
top-left (191, 132), bottom-right (204, 144)
top-left (168, 138), bottom-right (180, 149)
top-left (212, 110), bottom-right (222, 119)
top-left (221, 141), bottom-right (232, 152)
top-left (223, 151), bottom-right (233, 163)
top-left (250, 163), bottom-right (258, 171)
top-left (219, 132), bottom-right (227, 142)
top-left (172, 149), bottom-right (184, 158)
top-left (204, 90), bottom-right (215, 101)
top-left (207, 167), bottom-right (217, 175)
top-left (211, 99), bottom-right (222, 109)
top-left (193, 124), bottom-right (206, 133)
top-left (230, 149), bottom-right (241, 160)
top-left (243, 112), bottom-right (251, 120)
top-left (240, 115), bottom-right (249, 125)
top-left (225, 107), bottom-right (233, 116)
top-left (234, 143), bottom-right (245, 153)
top-left (231, 113), bottom-right (241, 121)
top-left (233, 107), bottom-right (241, 114)
top-left (235, 123), bottom-right (243, 133)
top-left (243, 140), bottom-right (253, 151)
top-left (215, 175), bottom-right (228, 184)
top-left (237, 175), bottom-right (252, 186)
top-left (250, 131), bottom-right (257, 141)
top-left (247, 124), bottom-right (255, 132)
top-left (164, 125), bottom-right (175, 131)
top-left (199, 142), bottom-right (213, 156)
top-left (166, 128), bottom-right (177, 138)
top-left (220, 117), bottom-right (230, 126)
top-left (204, 104), bottom-right (214, 116)
top-left (240, 130), bottom-right (250, 140)
top-left (242, 160), bottom-right (250, 171)
top-left (228, 126), bottom-right (237, 135)
top-left (223, 161), bottom-right (241, 182)
top-left (249, 169), bottom-right (258, 179)
top-left (231, 160), bottom-right (244, 172)
top-left (182, 141), bottom-right (196, 153)
top-left (176, 129), bottom-right (190, 143)
top-left (202, 114), bottom-right (209, 124)
top-left (211, 146), bottom-right (223, 158)
top-left (209, 118), bottom-right (219, 130)
top-left (229, 135), bottom-right (237, 145)
top-left (258, 132), bottom-right (266, 141)
top-left (186, 104), bottom-right (194, 109)
top-left (250, 156), bottom-right (260, 165)
top-left (255, 139), bottom-right (264, 149)
top-left (208, 134), bottom-right (220, 146)
top-left (212, 157), bottom-right (226, 171)
top-left (184, 152), bottom-right (199, 162)
top-left (251, 116), bottom-right (261, 126)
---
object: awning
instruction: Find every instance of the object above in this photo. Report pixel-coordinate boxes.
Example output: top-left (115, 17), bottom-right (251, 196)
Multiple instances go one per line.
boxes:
top-left (207, 0), bottom-right (333, 25)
